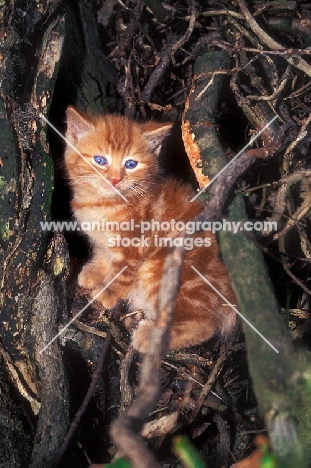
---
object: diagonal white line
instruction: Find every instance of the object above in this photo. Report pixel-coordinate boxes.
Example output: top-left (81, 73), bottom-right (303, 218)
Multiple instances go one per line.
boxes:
top-left (39, 113), bottom-right (129, 203)
top-left (191, 266), bottom-right (279, 354)
top-left (39, 266), bottom-right (128, 354)
top-left (190, 115), bottom-right (278, 202)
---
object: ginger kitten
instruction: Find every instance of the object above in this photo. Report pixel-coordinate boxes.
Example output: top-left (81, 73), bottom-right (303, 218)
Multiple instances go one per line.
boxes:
top-left (64, 106), bottom-right (237, 353)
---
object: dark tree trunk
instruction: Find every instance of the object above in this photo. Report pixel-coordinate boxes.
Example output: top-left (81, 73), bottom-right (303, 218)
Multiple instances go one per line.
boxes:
top-left (0, 1), bottom-right (118, 466)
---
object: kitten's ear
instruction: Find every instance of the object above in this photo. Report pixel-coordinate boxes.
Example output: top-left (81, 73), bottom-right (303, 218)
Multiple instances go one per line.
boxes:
top-left (141, 122), bottom-right (173, 156)
top-left (65, 106), bottom-right (94, 143)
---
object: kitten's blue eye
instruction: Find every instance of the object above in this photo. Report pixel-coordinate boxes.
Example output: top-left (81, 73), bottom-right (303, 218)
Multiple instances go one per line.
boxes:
top-left (94, 155), bottom-right (107, 165)
top-left (124, 159), bottom-right (138, 169)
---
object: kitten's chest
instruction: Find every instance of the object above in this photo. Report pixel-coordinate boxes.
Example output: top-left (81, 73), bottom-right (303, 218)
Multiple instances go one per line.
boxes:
top-left (73, 196), bottom-right (135, 221)
top-left (73, 199), bottom-right (147, 245)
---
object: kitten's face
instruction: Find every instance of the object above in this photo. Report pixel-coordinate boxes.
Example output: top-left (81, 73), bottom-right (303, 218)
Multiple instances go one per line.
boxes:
top-left (64, 107), bottom-right (172, 199)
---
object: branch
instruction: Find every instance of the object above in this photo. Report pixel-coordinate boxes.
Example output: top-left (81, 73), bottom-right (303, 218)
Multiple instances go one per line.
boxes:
top-left (110, 241), bottom-right (185, 468)
top-left (171, 0), bottom-right (196, 66)
top-left (139, 38), bottom-right (176, 103)
top-left (30, 270), bottom-right (69, 467)
top-left (182, 50), bottom-right (231, 187)
top-left (236, 0), bottom-right (311, 78)
top-left (219, 195), bottom-right (307, 468)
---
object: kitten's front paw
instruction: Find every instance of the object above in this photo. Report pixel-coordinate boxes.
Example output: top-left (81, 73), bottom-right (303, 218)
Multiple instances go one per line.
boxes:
top-left (131, 320), bottom-right (155, 354)
top-left (78, 265), bottom-right (100, 290)
top-left (91, 287), bottom-right (119, 310)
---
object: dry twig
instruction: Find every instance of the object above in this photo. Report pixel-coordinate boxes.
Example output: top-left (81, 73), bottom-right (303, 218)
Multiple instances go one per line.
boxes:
top-left (236, 0), bottom-right (311, 78)
top-left (139, 37), bottom-right (177, 103)
top-left (171, 0), bottom-right (196, 66)
top-left (110, 241), bottom-right (185, 468)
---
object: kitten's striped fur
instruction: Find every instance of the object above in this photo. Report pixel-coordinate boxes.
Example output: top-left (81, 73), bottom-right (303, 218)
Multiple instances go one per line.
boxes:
top-left (64, 107), bottom-right (237, 353)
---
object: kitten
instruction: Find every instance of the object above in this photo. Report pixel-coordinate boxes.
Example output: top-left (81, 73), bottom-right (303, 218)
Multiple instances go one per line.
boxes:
top-left (64, 106), bottom-right (237, 353)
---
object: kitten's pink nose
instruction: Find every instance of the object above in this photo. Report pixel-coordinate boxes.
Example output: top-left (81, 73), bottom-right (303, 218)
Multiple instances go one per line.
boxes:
top-left (109, 177), bottom-right (121, 187)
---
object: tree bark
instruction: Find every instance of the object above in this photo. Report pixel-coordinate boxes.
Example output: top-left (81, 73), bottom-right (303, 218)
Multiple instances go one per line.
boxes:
top-left (219, 196), bottom-right (306, 468)
top-left (0, 1), bottom-right (121, 465)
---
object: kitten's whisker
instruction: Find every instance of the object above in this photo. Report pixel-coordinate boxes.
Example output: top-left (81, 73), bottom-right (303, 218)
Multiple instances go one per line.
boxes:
top-left (75, 175), bottom-right (115, 194)
top-left (77, 176), bottom-right (98, 183)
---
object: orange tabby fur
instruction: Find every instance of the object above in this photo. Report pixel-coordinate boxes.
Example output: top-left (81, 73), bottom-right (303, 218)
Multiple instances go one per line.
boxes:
top-left (64, 107), bottom-right (237, 353)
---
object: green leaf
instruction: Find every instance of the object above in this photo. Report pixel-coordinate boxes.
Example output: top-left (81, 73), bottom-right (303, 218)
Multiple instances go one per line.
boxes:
top-left (173, 436), bottom-right (206, 468)
top-left (104, 458), bottom-right (132, 467)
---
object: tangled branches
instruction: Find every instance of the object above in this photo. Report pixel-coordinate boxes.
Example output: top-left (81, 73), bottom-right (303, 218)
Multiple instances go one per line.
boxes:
top-left (52, 0), bottom-right (311, 466)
